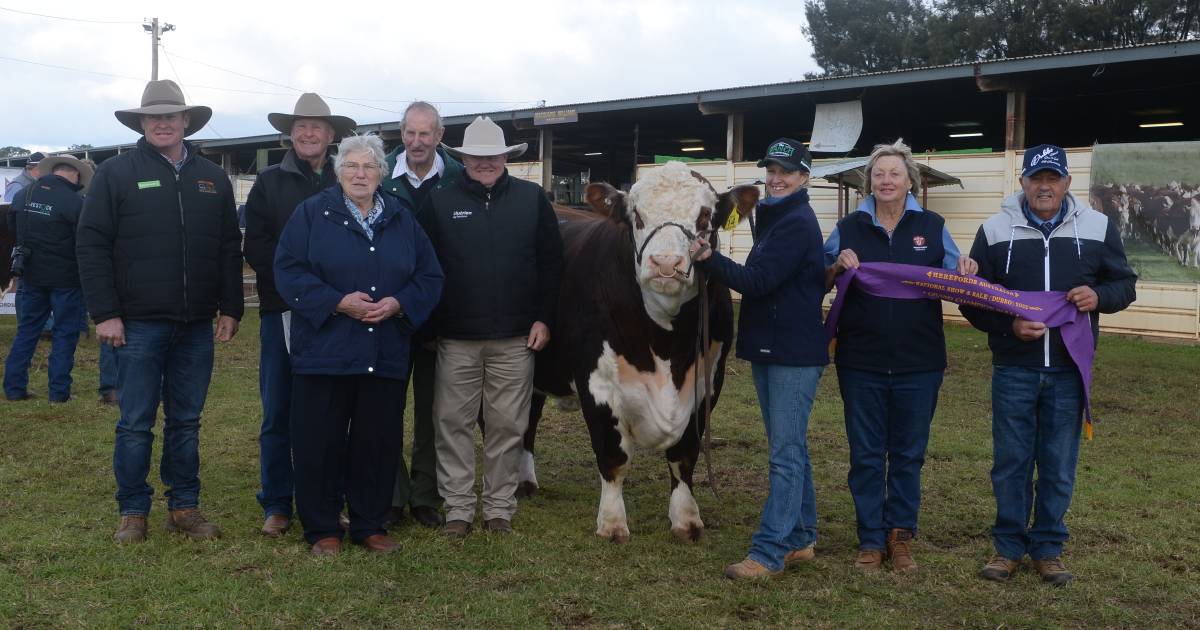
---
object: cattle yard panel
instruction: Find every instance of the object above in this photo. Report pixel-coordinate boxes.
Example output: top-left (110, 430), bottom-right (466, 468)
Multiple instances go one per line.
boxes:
top-left (636, 149), bottom-right (1199, 340)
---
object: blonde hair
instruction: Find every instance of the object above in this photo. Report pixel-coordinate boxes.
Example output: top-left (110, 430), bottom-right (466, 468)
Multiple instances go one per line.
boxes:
top-left (864, 138), bottom-right (921, 198)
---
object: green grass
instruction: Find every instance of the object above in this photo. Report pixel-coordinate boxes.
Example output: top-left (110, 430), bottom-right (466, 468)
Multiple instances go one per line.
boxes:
top-left (2, 312), bottom-right (1198, 628)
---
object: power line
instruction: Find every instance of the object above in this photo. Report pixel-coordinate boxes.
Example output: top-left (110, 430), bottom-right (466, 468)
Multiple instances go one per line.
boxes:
top-left (0, 54), bottom-right (293, 95)
top-left (160, 47), bottom-right (225, 138)
top-left (0, 5), bottom-right (138, 25)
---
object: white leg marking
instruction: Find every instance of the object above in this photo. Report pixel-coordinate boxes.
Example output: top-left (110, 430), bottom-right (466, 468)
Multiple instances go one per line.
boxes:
top-left (520, 449), bottom-right (538, 489)
top-left (596, 467), bottom-right (630, 543)
top-left (668, 461), bottom-right (704, 542)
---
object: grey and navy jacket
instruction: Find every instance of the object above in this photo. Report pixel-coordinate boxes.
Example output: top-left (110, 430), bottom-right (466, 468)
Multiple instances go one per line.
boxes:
top-left (243, 150), bottom-right (337, 312)
top-left (961, 191), bottom-right (1137, 368)
top-left (76, 137), bottom-right (245, 324)
top-left (6, 173), bottom-right (84, 287)
top-left (823, 193), bottom-right (963, 373)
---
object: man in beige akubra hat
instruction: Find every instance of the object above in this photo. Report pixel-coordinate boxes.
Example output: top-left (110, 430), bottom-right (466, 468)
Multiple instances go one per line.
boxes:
top-left (243, 92), bottom-right (355, 537)
top-left (419, 116), bottom-right (563, 537)
top-left (76, 79), bottom-right (244, 544)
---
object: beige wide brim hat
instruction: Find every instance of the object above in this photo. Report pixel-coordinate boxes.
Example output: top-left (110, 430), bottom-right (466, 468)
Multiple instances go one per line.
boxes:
top-left (443, 116), bottom-right (527, 158)
top-left (39, 155), bottom-right (94, 192)
top-left (268, 92), bottom-right (357, 139)
top-left (114, 79), bottom-right (212, 137)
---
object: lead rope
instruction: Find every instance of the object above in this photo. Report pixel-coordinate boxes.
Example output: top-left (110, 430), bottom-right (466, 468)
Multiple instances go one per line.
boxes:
top-left (695, 228), bottom-right (719, 499)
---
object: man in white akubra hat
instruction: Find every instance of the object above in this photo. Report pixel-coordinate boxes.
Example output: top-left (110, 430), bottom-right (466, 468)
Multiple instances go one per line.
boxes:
top-left (77, 79), bottom-right (244, 545)
top-left (244, 92), bottom-right (356, 538)
top-left (419, 116), bottom-right (563, 537)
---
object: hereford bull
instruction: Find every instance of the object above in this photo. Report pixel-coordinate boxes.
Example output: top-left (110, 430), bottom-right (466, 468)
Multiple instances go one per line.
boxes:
top-left (524, 161), bottom-right (758, 543)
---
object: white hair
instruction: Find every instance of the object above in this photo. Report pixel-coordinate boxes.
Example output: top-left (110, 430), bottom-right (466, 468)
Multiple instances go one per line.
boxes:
top-left (865, 138), bottom-right (921, 197)
top-left (334, 133), bottom-right (387, 172)
top-left (401, 101), bottom-right (443, 131)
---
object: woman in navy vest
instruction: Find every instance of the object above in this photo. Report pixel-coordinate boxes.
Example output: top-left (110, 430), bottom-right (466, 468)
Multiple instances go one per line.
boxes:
top-left (823, 139), bottom-right (977, 573)
top-left (691, 138), bottom-right (829, 580)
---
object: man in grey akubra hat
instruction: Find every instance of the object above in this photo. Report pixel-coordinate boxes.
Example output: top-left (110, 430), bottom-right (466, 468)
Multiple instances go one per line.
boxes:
top-left (76, 79), bottom-right (244, 544)
top-left (420, 116), bottom-right (563, 537)
top-left (243, 92), bottom-right (356, 538)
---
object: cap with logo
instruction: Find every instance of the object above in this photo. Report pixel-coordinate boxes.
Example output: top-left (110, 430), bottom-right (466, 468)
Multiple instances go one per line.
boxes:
top-left (1021, 144), bottom-right (1069, 178)
top-left (756, 138), bottom-right (812, 173)
top-left (26, 152), bottom-right (46, 165)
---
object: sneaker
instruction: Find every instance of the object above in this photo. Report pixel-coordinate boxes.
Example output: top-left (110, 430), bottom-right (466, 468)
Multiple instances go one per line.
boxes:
top-left (783, 545), bottom-right (815, 568)
top-left (1032, 557), bottom-right (1073, 586)
top-left (165, 508), bottom-right (221, 541)
top-left (980, 555), bottom-right (1021, 582)
top-left (114, 514), bottom-right (147, 544)
top-left (887, 529), bottom-right (918, 574)
top-left (854, 549), bottom-right (884, 573)
top-left (442, 519), bottom-right (473, 539)
top-left (723, 557), bottom-right (781, 580)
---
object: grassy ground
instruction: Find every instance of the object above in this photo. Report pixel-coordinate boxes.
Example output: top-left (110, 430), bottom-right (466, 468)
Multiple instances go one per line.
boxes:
top-left (1, 311), bottom-right (1198, 628)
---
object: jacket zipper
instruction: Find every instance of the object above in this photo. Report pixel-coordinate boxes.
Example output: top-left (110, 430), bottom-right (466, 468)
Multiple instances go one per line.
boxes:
top-left (176, 171), bottom-right (190, 317)
top-left (1010, 219), bottom-right (1070, 368)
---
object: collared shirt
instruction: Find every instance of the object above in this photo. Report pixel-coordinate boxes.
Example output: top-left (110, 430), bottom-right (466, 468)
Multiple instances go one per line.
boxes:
top-left (1022, 199), bottom-right (1069, 238)
top-left (823, 192), bottom-right (962, 270)
top-left (344, 192), bottom-right (384, 241)
top-left (391, 150), bottom-right (444, 188)
top-left (158, 143), bottom-right (188, 173)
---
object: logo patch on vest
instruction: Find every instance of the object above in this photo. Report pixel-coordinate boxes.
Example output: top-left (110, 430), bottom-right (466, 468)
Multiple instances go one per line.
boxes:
top-left (451, 210), bottom-right (473, 220)
top-left (137, 179), bottom-right (161, 190)
top-left (197, 180), bottom-right (217, 194)
top-left (912, 235), bottom-right (928, 252)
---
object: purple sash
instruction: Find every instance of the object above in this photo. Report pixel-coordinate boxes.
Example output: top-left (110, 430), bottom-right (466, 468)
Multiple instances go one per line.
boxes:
top-left (825, 262), bottom-right (1096, 438)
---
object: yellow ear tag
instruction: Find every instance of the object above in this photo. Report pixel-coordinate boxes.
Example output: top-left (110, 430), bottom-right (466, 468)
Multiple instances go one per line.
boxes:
top-left (722, 207), bottom-right (741, 232)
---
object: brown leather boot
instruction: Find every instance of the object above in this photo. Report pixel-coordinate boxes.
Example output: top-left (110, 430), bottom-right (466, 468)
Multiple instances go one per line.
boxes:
top-left (723, 558), bottom-right (782, 580)
top-left (311, 537), bottom-right (341, 556)
top-left (114, 515), bottom-right (147, 544)
top-left (1032, 557), bottom-right (1073, 586)
top-left (165, 508), bottom-right (221, 541)
top-left (887, 528), bottom-right (918, 574)
top-left (980, 554), bottom-right (1021, 582)
top-left (441, 519), bottom-right (473, 539)
top-left (854, 549), bottom-right (883, 573)
top-left (784, 545), bottom-right (815, 568)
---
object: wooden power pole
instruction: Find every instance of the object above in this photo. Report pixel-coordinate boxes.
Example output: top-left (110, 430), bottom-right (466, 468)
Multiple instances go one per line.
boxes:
top-left (144, 18), bottom-right (176, 81)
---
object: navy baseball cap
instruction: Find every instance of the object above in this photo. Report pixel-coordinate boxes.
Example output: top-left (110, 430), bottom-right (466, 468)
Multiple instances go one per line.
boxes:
top-left (756, 138), bottom-right (812, 172)
top-left (27, 152), bottom-right (45, 165)
top-left (1021, 144), bottom-right (1068, 178)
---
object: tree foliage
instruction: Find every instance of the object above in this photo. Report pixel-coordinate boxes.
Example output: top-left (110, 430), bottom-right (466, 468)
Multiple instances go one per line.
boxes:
top-left (0, 146), bottom-right (30, 158)
top-left (68, 144), bottom-right (94, 151)
top-left (804, 0), bottom-right (1200, 76)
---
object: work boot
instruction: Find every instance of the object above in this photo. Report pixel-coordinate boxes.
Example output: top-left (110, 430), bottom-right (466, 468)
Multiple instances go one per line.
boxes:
top-left (260, 514), bottom-right (290, 537)
top-left (442, 519), bottom-right (473, 539)
top-left (783, 545), bottom-right (815, 568)
top-left (485, 518), bottom-right (513, 534)
top-left (1032, 557), bottom-right (1073, 586)
top-left (723, 557), bottom-right (781, 580)
top-left (854, 549), bottom-right (884, 573)
top-left (411, 505), bottom-right (445, 529)
top-left (165, 508), bottom-right (221, 541)
top-left (311, 537), bottom-right (341, 556)
top-left (361, 534), bottom-right (400, 554)
top-left (980, 555), bottom-right (1021, 582)
top-left (114, 515), bottom-right (147, 544)
top-left (887, 529), bottom-right (918, 574)
top-left (99, 391), bottom-right (119, 406)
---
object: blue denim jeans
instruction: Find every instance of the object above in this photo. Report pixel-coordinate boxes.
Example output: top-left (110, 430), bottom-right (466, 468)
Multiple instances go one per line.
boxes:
top-left (98, 341), bottom-right (119, 396)
top-left (747, 362), bottom-right (824, 572)
top-left (257, 311), bottom-right (294, 518)
top-left (990, 366), bottom-right (1083, 560)
top-left (4, 284), bottom-right (84, 401)
top-left (113, 319), bottom-right (215, 516)
top-left (838, 367), bottom-right (943, 550)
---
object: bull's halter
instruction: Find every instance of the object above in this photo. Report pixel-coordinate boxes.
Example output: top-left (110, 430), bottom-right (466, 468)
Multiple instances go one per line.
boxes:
top-left (630, 210), bottom-right (718, 279)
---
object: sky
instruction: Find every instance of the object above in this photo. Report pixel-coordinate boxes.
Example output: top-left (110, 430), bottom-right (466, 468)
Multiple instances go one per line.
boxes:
top-left (0, 0), bottom-right (820, 153)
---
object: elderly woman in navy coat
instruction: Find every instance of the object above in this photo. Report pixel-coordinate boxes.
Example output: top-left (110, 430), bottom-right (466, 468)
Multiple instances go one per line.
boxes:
top-left (691, 138), bottom-right (829, 580)
top-left (275, 133), bottom-right (443, 555)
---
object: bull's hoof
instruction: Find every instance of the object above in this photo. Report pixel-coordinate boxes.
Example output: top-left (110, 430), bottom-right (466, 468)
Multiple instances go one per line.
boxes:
top-left (596, 527), bottom-right (630, 544)
top-left (515, 481), bottom-right (538, 500)
top-left (671, 524), bottom-right (704, 544)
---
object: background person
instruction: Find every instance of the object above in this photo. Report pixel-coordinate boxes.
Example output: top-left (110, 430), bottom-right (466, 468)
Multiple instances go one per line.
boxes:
top-left (823, 139), bottom-right (977, 574)
top-left (691, 138), bottom-right (828, 580)
top-left (3, 156), bottom-right (93, 402)
top-left (274, 133), bottom-right (443, 555)
top-left (244, 93), bottom-right (356, 538)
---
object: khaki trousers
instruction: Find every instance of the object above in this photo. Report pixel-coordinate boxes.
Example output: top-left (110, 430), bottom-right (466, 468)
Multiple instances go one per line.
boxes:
top-left (434, 336), bottom-right (533, 522)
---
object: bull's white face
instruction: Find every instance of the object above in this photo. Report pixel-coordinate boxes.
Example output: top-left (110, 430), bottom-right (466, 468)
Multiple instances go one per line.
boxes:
top-left (626, 162), bottom-right (717, 308)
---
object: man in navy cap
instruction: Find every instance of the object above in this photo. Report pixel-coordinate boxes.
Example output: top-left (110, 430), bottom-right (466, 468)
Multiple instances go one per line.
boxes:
top-left (3, 152), bottom-right (45, 203)
top-left (962, 144), bottom-right (1136, 586)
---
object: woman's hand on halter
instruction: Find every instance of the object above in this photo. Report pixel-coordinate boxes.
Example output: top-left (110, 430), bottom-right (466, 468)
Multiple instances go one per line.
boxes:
top-left (689, 237), bottom-right (712, 262)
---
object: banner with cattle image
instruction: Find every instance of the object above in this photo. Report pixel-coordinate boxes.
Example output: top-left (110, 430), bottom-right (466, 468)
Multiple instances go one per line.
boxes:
top-left (1089, 141), bottom-right (1200, 283)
